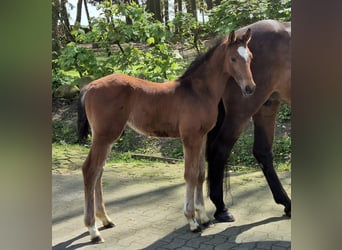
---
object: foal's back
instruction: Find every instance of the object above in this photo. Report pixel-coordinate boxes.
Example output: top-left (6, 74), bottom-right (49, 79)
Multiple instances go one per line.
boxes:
top-left (83, 73), bottom-right (210, 139)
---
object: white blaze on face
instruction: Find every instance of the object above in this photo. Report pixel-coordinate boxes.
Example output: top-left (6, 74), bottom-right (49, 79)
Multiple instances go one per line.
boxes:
top-left (237, 46), bottom-right (249, 62)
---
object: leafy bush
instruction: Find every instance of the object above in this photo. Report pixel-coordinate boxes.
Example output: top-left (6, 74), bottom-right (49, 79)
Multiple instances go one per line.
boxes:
top-left (52, 120), bottom-right (78, 144)
top-left (278, 103), bottom-right (291, 123)
top-left (207, 0), bottom-right (291, 35)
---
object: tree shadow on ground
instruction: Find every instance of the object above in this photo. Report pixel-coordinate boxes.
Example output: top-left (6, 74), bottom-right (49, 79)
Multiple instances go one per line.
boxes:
top-left (145, 216), bottom-right (290, 249)
top-left (52, 216), bottom-right (290, 249)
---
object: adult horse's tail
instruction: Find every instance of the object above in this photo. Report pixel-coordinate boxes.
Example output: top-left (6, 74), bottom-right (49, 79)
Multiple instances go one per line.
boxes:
top-left (206, 99), bottom-right (234, 220)
top-left (206, 99), bottom-right (227, 193)
top-left (77, 87), bottom-right (90, 143)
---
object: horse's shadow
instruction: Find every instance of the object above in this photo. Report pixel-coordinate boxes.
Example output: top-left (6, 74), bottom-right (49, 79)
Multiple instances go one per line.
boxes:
top-left (52, 226), bottom-right (111, 250)
top-left (145, 215), bottom-right (290, 249)
top-left (52, 216), bottom-right (290, 249)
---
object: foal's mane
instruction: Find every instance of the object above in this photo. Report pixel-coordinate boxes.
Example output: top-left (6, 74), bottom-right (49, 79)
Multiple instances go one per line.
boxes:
top-left (178, 37), bottom-right (224, 81)
top-left (178, 33), bottom-right (250, 81)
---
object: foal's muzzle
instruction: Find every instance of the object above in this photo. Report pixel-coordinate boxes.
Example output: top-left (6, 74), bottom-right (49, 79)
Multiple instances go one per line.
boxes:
top-left (245, 85), bottom-right (255, 95)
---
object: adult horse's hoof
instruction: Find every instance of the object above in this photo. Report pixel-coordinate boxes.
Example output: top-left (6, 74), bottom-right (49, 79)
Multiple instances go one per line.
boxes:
top-left (284, 206), bottom-right (291, 217)
top-left (91, 235), bottom-right (104, 244)
top-left (214, 209), bottom-right (235, 222)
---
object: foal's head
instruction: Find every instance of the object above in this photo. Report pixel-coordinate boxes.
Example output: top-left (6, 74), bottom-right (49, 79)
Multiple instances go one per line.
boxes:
top-left (223, 28), bottom-right (256, 96)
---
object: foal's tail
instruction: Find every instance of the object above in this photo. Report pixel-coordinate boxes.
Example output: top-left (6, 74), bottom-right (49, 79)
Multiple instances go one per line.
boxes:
top-left (77, 87), bottom-right (90, 143)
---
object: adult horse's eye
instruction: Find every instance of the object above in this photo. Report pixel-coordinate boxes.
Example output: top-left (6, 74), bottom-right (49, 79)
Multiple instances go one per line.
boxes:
top-left (231, 57), bottom-right (236, 62)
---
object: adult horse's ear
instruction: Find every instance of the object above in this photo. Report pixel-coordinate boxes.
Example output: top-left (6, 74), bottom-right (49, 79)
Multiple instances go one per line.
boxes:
top-left (228, 30), bottom-right (236, 44)
top-left (243, 28), bottom-right (252, 44)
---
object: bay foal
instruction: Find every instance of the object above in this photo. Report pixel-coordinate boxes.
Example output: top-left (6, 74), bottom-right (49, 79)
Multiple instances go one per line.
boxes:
top-left (78, 29), bottom-right (255, 243)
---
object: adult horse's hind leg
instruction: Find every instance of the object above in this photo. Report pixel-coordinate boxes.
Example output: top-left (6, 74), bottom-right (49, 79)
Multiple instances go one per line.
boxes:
top-left (194, 140), bottom-right (210, 226)
top-left (252, 100), bottom-right (291, 217)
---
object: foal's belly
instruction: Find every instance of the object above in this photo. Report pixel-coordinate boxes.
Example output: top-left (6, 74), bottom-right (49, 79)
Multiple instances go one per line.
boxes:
top-left (127, 118), bottom-right (180, 138)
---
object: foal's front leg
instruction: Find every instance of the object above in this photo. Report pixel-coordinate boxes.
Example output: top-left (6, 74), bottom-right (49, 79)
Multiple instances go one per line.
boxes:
top-left (183, 136), bottom-right (205, 232)
top-left (195, 141), bottom-right (210, 226)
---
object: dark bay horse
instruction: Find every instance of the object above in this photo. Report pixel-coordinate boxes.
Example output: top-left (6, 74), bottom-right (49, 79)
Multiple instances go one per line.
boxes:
top-left (206, 19), bottom-right (291, 222)
top-left (77, 29), bottom-right (255, 243)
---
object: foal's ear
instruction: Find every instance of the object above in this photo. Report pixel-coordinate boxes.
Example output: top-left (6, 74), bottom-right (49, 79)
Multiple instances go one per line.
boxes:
top-left (228, 30), bottom-right (236, 44)
top-left (242, 28), bottom-right (252, 44)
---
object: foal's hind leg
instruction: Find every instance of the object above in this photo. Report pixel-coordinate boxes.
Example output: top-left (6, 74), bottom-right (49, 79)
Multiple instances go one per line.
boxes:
top-left (252, 100), bottom-right (291, 217)
top-left (82, 138), bottom-right (113, 243)
top-left (95, 168), bottom-right (115, 228)
top-left (194, 140), bottom-right (210, 226)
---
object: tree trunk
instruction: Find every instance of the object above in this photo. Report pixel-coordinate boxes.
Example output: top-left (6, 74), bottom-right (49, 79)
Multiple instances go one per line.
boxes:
top-left (60, 0), bottom-right (74, 42)
top-left (75, 0), bottom-right (83, 25)
top-left (83, 0), bottom-right (91, 27)
top-left (52, 0), bottom-right (61, 54)
top-left (190, 0), bottom-right (197, 21)
top-left (206, 0), bottom-right (213, 10)
top-left (164, 0), bottom-right (169, 26)
top-left (214, 0), bottom-right (221, 6)
top-left (177, 0), bottom-right (182, 12)
top-left (146, 0), bottom-right (162, 22)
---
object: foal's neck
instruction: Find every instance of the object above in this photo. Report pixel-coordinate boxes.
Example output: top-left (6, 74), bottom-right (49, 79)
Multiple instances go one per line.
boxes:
top-left (190, 47), bottom-right (229, 102)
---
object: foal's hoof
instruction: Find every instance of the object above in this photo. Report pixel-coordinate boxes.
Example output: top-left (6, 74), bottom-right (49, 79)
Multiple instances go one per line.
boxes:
top-left (214, 209), bottom-right (235, 222)
top-left (104, 221), bottom-right (115, 228)
top-left (91, 235), bottom-right (104, 244)
top-left (191, 226), bottom-right (202, 233)
top-left (201, 220), bottom-right (212, 228)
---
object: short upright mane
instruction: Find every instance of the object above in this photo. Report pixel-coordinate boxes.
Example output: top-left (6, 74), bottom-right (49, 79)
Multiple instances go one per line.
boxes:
top-left (178, 38), bottom-right (225, 80)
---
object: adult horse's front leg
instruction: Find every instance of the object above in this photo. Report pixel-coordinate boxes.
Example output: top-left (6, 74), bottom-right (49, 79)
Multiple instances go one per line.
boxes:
top-left (206, 113), bottom-right (250, 222)
top-left (252, 100), bottom-right (291, 217)
top-left (82, 139), bottom-right (112, 243)
top-left (183, 136), bottom-right (205, 232)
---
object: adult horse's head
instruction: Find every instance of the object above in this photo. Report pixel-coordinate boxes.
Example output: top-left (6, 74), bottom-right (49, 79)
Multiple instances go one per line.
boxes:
top-left (224, 28), bottom-right (256, 96)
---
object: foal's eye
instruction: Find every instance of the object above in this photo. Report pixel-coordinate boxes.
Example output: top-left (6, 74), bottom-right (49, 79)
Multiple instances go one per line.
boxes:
top-left (231, 57), bottom-right (236, 62)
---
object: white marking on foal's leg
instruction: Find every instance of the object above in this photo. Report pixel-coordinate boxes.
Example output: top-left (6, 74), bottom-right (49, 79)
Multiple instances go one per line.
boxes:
top-left (195, 204), bottom-right (210, 225)
top-left (237, 46), bottom-right (249, 62)
top-left (88, 225), bottom-right (103, 243)
top-left (188, 217), bottom-right (201, 232)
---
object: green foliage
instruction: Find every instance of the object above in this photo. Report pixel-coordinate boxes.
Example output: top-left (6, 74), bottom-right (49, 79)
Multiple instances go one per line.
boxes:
top-left (58, 42), bottom-right (98, 77)
top-left (278, 103), bottom-right (291, 123)
top-left (170, 12), bottom-right (208, 52)
top-left (207, 0), bottom-right (291, 35)
top-left (229, 133), bottom-right (256, 166)
top-left (52, 68), bottom-right (78, 93)
top-left (273, 134), bottom-right (291, 164)
top-left (52, 120), bottom-right (78, 144)
top-left (53, 1), bottom-right (185, 84)
top-left (229, 131), bottom-right (291, 169)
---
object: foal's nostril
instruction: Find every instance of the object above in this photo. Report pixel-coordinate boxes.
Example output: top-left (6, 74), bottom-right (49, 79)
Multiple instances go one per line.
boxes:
top-left (245, 85), bottom-right (255, 94)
